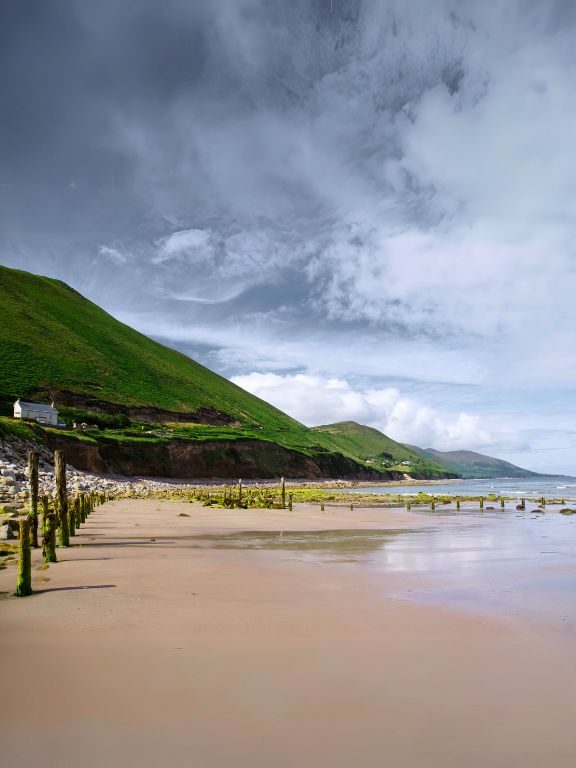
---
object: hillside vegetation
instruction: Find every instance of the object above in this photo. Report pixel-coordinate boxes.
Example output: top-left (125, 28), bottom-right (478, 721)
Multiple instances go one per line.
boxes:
top-left (0, 266), bottom-right (302, 429)
top-left (312, 422), bottom-right (456, 478)
top-left (407, 447), bottom-right (540, 479)
top-left (0, 265), bottom-right (457, 479)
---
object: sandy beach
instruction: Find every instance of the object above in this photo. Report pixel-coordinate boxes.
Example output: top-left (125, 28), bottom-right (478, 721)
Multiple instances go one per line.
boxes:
top-left (1, 499), bottom-right (576, 768)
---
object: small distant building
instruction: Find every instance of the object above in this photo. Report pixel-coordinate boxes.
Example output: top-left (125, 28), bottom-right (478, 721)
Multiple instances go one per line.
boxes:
top-left (13, 399), bottom-right (59, 426)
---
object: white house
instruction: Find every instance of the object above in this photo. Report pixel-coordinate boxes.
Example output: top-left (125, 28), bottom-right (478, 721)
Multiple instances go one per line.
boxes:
top-left (13, 399), bottom-right (59, 426)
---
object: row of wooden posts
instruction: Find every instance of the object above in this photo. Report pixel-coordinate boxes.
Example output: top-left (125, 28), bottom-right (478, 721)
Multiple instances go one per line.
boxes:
top-left (15, 449), bottom-right (109, 597)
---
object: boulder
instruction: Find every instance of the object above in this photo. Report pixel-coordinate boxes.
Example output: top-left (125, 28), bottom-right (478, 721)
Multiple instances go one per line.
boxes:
top-left (0, 523), bottom-right (16, 540)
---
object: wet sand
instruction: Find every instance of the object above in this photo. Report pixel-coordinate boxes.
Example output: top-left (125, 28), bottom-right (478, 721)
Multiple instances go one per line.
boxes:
top-left (1, 499), bottom-right (576, 767)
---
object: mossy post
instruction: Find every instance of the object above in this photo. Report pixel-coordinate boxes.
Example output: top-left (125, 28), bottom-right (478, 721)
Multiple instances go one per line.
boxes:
top-left (350, 502), bottom-right (353, 511)
top-left (43, 509), bottom-right (57, 564)
top-left (238, 479), bottom-right (243, 506)
top-left (405, 499), bottom-right (411, 510)
top-left (54, 450), bottom-right (69, 547)
top-left (80, 493), bottom-right (87, 523)
top-left (480, 497), bottom-right (484, 510)
top-left (320, 502), bottom-right (325, 512)
top-left (68, 495), bottom-right (76, 537)
top-left (75, 496), bottom-right (82, 529)
top-left (41, 495), bottom-right (50, 547)
top-left (16, 517), bottom-right (32, 597)
top-left (28, 450), bottom-right (40, 548)
top-left (281, 477), bottom-right (286, 509)
top-left (520, 497), bottom-right (526, 509)
top-left (541, 496), bottom-right (546, 507)
top-left (500, 497), bottom-right (505, 509)
top-left (431, 497), bottom-right (436, 511)
top-left (288, 493), bottom-right (293, 511)
top-left (456, 497), bottom-right (461, 510)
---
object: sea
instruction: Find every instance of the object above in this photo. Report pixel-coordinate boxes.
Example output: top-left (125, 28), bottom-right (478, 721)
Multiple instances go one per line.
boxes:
top-left (347, 476), bottom-right (576, 499)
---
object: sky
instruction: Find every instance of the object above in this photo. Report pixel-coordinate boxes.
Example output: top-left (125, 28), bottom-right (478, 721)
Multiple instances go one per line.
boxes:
top-left (1, 0), bottom-right (576, 474)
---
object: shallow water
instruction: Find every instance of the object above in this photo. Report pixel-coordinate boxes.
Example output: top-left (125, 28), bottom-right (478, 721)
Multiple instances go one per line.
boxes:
top-left (347, 476), bottom-right (576, 498)
top-left (188, 509), bottom-right (576, 627)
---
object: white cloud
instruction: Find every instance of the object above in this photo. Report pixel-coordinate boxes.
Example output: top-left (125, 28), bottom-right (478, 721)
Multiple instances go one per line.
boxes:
top-left (231, 371), bottom-right (494, 451)
top-left (155, 228), bottom-right (214, 263)
top-left (98, 245), bottom-right (128, 266)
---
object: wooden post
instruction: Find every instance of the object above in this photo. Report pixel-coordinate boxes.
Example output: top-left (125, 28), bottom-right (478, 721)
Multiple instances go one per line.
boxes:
top-left (41, 495), bottom-right (49, 548)
top-left (500, 497), bottom-right (505, 509)
top-left (16, 518), bottom-right (32, 597)
top-left (281, 477), bottom-right (286, 509)
top-left (288, 493), bottom-right (293, 511)
top-left (405, 499), bottom-right (411, 510)
top-left (350, 502), bottom-right (353, 511)
top-left (75, 496), bottom-right (82, 529)
top-left (431, 498), bottom-right (435, 511)
top-left (43, 508), bottom-right (57, 564)
top-left (320, 502), bottom-right (325, 511)
top-left (520, 498), bottom-right (525, 509)
top-left (238, 479), bottom-right (243, 505)
top-left (28, 450), bottom-right (40, 548)
top-left (480, 497), bottom-right (484, 510)
top-left (541, 496), bottom-right (546, 507)
top-left (68, 495), bottom-right (76, 537)
top-left (54, 450), bottom-right (69, 547)
top-left (456, 497), bottom-right (461, 510)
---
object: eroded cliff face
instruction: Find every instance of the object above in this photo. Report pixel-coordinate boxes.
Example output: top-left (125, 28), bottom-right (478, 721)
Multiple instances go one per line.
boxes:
top-left (45, 435), bottom-right (392, 481)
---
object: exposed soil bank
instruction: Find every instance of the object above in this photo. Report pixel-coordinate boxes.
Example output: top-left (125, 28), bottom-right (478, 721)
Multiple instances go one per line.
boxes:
top-left (46, 433), bottom-right (393, 481)
top-left (1, 501), bottom-right (575, 768)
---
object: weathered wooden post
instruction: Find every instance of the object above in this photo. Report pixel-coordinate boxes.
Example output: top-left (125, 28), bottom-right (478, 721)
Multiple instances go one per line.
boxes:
top-left (43, 506), bottom-right (57, 564)
top-left (238, 479), bottom-right (243, 505)
top-left (320, 502), bottom-right (325, 511)
top-left (288, 493), bottom-right (293, 511)
top-left (68, 495), bottom-right (76, 537)
top-left (41, 495), bottom-right (49, 545)
top-left (16, 517), bottom-right (32, 597)
top-left (480, 497), bottom-right (484, 510)
top-left (405, 499), bottom-right (411, 511)
top-left (500, 497), bottom-right (505, 509)
top-left (456, 497), bottom-right (461, 510)
top-left (520, 498), bottom-right (526, 509)
top-left (541, 496), bottom-right (546, 507)
top-left (281, 477), bottom-right (286, 509)
top-left (75, 496), bottom-right (82, 529)
top-left (28, 450), bottom-right (40, 548)
top-left (350, 502), bottom-right (353, 511)
top-left (430, 497), bottom-right (435, 511)
top-left (54, 450), bottom-right (69, 547)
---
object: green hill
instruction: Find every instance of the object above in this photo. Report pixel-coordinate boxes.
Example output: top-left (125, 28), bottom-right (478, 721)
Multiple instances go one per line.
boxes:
top-left (0, 265), bottom-right (303, 430)
top-left (312, 422), bottom-right (456, 479)
top-left (406, 447), bottom-right (540, 479)
top-left (0, 265), bottom-right (392, 478)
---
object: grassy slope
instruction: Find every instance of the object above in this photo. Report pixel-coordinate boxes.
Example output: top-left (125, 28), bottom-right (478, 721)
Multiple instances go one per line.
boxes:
top-left (0, 266), bottom-right (457, 478)
top-left (312, 422), bottom-right (455, 478)
top-left (0, 266), bottom-right (379, 469)
top-left (0, 266), bottom-right (312, 436)
top-left (407, 446), bottom-right (540, 479)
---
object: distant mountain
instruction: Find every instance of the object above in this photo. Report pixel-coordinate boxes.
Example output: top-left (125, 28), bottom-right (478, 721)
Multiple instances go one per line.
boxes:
top-left (312, 422), bottom-right (458, 479)
top-left (406, 446), bottom-right (540, 479)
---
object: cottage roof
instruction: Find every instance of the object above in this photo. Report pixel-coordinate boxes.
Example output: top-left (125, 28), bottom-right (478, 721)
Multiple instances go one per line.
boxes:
top-left (15, 400), bottom-right (58, 412)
